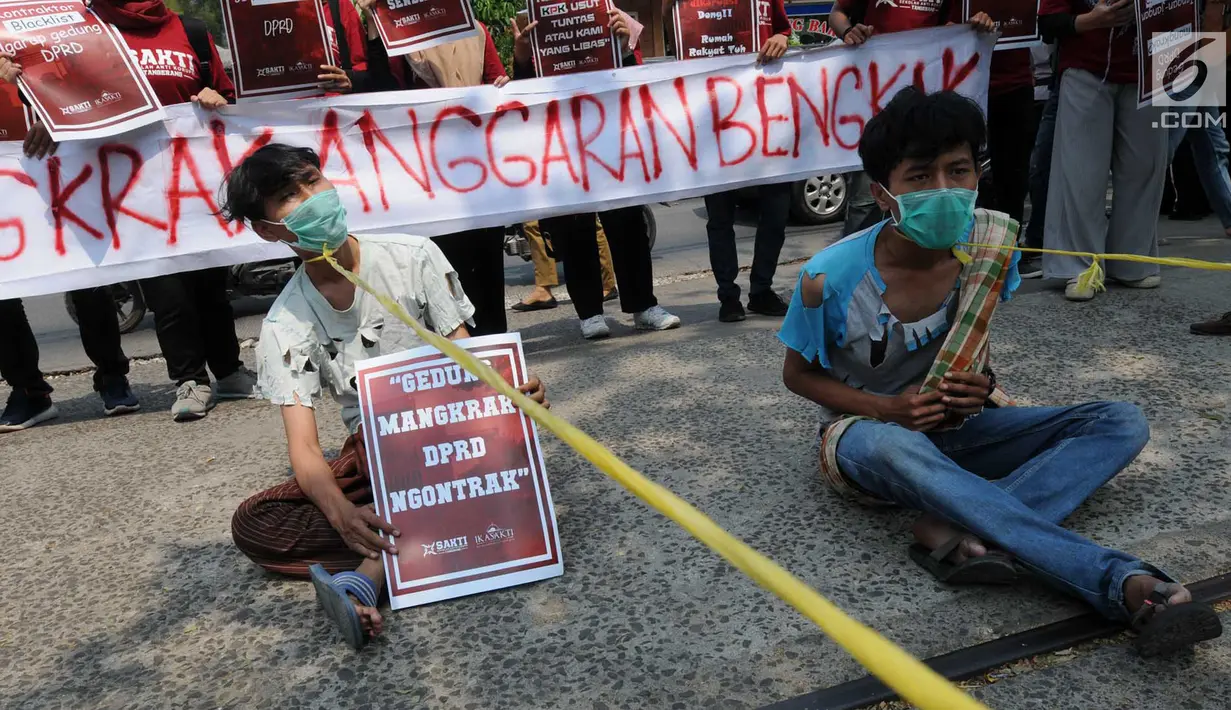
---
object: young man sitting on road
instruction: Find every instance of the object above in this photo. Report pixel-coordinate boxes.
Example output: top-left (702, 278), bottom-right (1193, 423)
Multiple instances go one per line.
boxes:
top-left (219, 144), bottom-right (547, 649)
top-left (779, 87), bottom-right (1222, 656)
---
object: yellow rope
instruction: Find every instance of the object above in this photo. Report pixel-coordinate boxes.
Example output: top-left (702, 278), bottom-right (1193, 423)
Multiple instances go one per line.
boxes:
top-left (318, 245), bottom-right (990, 710)
top-left (961, 243), bottom-right (1231, 293)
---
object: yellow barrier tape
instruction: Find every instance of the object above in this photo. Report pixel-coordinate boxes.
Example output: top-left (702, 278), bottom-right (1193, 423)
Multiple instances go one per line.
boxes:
top-left (319, 246), bottom-right (989, 710)
top-left (962, 243), bottom-right (1231, 293)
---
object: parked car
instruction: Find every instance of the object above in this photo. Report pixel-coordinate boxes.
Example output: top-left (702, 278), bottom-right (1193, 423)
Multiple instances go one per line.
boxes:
top-left (734, 172), bottom-right (851, 225)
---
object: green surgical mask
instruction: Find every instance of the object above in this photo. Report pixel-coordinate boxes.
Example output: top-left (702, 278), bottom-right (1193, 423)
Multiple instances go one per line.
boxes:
top-left (881, 186), bottom-right (977, 251)
top-left (269, 189), bottom-right (349, 253)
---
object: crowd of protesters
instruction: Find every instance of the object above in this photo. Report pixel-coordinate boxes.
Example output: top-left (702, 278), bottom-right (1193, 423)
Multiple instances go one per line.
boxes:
top-left (0, 0), bottom-right (1227, 431)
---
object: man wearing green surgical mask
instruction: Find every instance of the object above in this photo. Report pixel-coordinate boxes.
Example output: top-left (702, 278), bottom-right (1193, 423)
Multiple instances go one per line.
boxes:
top-left (218, 144), bottom-right (550, 649)
top-left (776, 87), bottom-right (1221, 657)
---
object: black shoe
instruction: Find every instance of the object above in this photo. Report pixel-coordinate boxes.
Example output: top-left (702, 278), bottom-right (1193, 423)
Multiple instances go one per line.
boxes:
top-left (1018, 255), bottom-right (1043, 279)
top-left (718, 299), bottom-right (746, 323)
top-left (747, 291), bottom-right (789, 317)
top-left (100, 379), bottom-right (140, 416)
top-left (0, 389), bottom-right (59, 433)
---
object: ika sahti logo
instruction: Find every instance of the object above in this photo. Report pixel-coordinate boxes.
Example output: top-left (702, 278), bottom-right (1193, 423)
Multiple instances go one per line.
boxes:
top-left (422, 535), bottom-right (469, 556)
top-left (1151, 32), bottom-right (1227, 128)
top-left (474, 523), bottom-right (515, 548)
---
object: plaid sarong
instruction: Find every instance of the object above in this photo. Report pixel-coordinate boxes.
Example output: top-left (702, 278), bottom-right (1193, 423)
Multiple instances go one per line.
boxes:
top-left (818, 209), bottom-right (1020, 505)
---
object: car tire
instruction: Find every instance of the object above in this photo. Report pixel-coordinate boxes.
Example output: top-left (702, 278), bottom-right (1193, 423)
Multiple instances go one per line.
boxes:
top-left (790, 173), bottom-right (848, 225)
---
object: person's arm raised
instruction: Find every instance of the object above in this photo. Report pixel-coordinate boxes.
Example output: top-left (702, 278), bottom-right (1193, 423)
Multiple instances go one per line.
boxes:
top-left (282, 399), bottom-right (398, 559)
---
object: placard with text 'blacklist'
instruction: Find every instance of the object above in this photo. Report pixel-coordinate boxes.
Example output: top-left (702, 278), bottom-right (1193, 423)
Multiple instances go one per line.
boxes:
top-left (220, 0), bottom-right (332, 102)
top-left (357, 333), bottom-right (563, 609)
top-left (673, 0), bottom-right (758, 61)
top-left (0, 0), bottom-right (164, 140)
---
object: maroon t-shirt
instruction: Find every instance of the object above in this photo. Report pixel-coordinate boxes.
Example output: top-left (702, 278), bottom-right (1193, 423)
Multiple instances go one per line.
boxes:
top-left (836, 0), bottom-right (947, 34)
top-left (1039, 0), bottom-right (1137, 84)
top-left (120, 16), bottom-right (235, 105)
top-left (757, 0), bottom-right (792, 43)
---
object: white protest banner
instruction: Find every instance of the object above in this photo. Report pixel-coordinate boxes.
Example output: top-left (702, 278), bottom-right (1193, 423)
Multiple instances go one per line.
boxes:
top-left (0, 0), bottom-right (165, 141)
top-left (357, 333), bottom-right (564, 609)
top-left (0, 25), bottom-right (994, 300)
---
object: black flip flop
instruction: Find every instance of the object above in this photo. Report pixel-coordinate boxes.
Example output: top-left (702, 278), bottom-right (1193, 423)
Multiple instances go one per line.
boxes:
top-left (1131, 582), bottom-right (1223, 657)
top-left (511, 298), bottom-right (558, 312)
top-left (603, 288), bottom-right (619, 302)
top-left (909, 536), bottom-right (1018, 586)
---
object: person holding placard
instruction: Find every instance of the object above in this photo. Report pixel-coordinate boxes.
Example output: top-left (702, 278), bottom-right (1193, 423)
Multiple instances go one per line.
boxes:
top-left (509, 12), bottom-right (683, 341)
top-left (1038, 0), bottom-right (1166, 301)
top-left (219, 144), bottom-right (549, 647)
top-left (1, 0), bottom-right (255, 421)
top-left (675, 0), bottom-right (794, 322)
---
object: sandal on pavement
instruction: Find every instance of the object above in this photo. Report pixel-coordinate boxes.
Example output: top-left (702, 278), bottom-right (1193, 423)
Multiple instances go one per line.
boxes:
top-left (1131, 582), bottom-right (1223, 657)
top-left (309, 564), bottom-right (380, 650)
top-left (512, 297), bottom-right (558, 312)
top-left (909, 535), bottom-right (1018, 585)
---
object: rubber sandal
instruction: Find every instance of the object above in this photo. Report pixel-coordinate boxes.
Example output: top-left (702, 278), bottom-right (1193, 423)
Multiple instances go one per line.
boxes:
top-left (603, 288), bottom-right (619, 302)
top-left (909, 536), bottom-right (1018, 586)
top-left (309, 564), bottom-right (380, 650)
top-left (511, 298), bottom-right (558, 312)
top-left (1131, 582), bottom-right (1223, 657)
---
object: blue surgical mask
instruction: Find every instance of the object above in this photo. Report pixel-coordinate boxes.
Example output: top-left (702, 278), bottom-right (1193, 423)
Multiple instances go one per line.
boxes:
top-left (881, 186), bottom-right (977, 251)
top-left (267, 189), bottom-right (349, 253)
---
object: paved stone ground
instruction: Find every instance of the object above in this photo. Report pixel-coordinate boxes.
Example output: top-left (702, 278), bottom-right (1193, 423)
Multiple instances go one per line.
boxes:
top-left (2, 220), bottom-right (1230, 709)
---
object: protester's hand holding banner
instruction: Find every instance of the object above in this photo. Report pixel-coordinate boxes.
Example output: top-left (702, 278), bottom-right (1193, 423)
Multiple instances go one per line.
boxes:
top-left (672, 0), bottom-right (759, 60)
top-left (964, 0), bottom-right (1041, 49)
top-left (220, 0), bottom-right (333, 102)
top-left (1136, 0), bottom-right (1201, 105)
top-left (356, 333), bottom-right (564, 608)
top-left (0, 82), bottom-right (29, 141)
top-left (0, 0), bottom-right (165, 140)
top-left (526, 0), bottom-right (621, 76)
top-left (369, 0), bottom-right (479, 56)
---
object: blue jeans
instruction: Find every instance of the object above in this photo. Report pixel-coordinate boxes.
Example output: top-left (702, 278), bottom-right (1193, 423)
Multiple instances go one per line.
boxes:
top-left (836, 402), bottom-right (1168, 621)
top-left (1169, 110), bottom-right (1231, 230)
top-left (1024, 89), bottom-right (1060, 249)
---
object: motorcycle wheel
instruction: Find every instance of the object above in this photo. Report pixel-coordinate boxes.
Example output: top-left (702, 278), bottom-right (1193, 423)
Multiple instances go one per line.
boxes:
top-left (64, 282), bottom-right (147, 335)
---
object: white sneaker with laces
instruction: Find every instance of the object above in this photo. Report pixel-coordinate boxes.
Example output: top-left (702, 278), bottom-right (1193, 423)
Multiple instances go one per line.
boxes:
top-left (633, 305), bottom-right (681, 331)
top-left (172, 382), bottom-right (214, 422)
top-left (215, 366), bottom-right (259, 400)
top-left (580, 315), bottom-right (611, 340)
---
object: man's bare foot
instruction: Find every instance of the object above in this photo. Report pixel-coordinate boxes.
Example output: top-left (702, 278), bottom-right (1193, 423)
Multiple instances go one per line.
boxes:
top-left (912, 513), bottom-right (987, 564)
top-left (1124, 575), bottom-right (1191, 614)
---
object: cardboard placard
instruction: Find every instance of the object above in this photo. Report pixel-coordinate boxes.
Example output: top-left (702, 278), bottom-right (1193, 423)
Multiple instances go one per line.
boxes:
top-left (220, 0), bottom-right (332, 102)
top-left (357, 333), bottom-right (564, 609)
top-left (527, 0), bottom-right (620, 77)
top-left (371, 0), bottom-right (479, 57)
top-left (1136, 0), bottom-right (1201, 106)
top-left (0, 82), bottom-right (30, 142)
top-left (964, 0), bottom-right (1040, 50)
top-left (673, 0), bottom-right (759, 61)
top-left (0, 0), bottom-right (164, 140)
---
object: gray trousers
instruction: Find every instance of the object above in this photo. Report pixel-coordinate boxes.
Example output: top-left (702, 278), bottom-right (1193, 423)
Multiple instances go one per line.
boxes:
top-left (1043, 69), bottom-right (1167, 281)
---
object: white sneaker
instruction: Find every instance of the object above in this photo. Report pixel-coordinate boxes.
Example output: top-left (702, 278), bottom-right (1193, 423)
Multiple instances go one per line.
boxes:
top-left (1064, 279), bottom-right (1096, 302)
top-left (580, 315), bottom-right (611, 340)
top-left (633, 305), bottom-right (681, 331)
top-left (1113, 275), bottom-right (1161, 289)
top-left (172, 382), bottom-right (214, 422)
top-left (215, 366), bottom-right (259, 400)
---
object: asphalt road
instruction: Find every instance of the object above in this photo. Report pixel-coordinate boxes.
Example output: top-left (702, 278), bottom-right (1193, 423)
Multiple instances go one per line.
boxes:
top-left (24, 197), bottom-right (845, 373)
